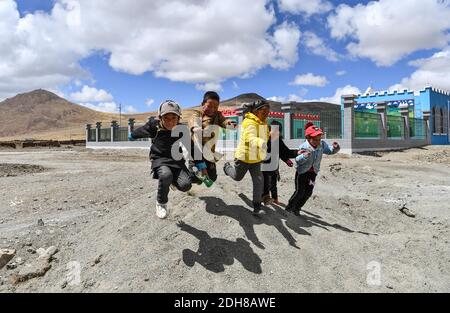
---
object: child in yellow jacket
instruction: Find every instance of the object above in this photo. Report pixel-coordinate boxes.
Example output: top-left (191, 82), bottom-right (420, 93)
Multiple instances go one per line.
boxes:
top-left (223, 100), bottom-right (270, 215)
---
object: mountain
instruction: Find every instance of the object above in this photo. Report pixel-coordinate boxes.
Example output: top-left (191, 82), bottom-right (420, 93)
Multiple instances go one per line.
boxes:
top-left (0, 89), bottom-right (340, 141)
top-left (220, 93), bottom-right (266, 106)
top-left (0, 90), bottom-right (154, 141)
top-left (220, 93), bottom-right (340, 113)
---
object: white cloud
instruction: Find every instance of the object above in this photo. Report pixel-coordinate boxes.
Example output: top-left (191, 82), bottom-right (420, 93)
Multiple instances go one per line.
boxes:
top-left (0, 0), bottom-right (301, 100)
top-left (0, 0), bottom-right (90, 101)
top-left (278, 0), bottom-right (333, 16)
top-left (232, 81), bottom-right (239, 90)
top-left (270, 22), bottom-right (301, 70)
top-left (270, 85), bottom-right (360, 105)
top-left (70, 85), bottom-right (113, 102)
top-left (316, 85), bottom-right (361, 104)
top-left (302, 31), bottom-right (340, 62)
top-left (195, 82), bottom-right (223, 92)
top-left (328, 0), bottom-right (450, 66)
top-left (124, 105), bottom-right (138, 114)
top-left (267, 94), bottom-right (304, 103)
top-left (336, 70), bottom-right (347, 76)
top-left (80, 102), bottom-right (119, 113)
top-left (289, 73), bottom-right (329, 87)
top-left (146, 98), bottom-right (155, 108)
top-left (389, 47), bottom-right (450, 92)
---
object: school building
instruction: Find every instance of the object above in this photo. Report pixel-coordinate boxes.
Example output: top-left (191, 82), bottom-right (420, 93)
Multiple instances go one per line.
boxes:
top-left (85, 86), bottom-right (449, 153)
top-left (351, 86), bottom-right (450, 145)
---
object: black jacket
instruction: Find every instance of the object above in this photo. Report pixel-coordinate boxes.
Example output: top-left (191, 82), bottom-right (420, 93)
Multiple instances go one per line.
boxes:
top-left (263, 136), bottom-right (298, 167)
top-left (132, 118), bottom-right (188, 170)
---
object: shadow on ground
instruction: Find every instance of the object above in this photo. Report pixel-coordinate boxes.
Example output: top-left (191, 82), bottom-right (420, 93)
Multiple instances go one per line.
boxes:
top-left (177, 221), bottom-right (262, 274)
top-left (200, 194), bottom-right (374, 251)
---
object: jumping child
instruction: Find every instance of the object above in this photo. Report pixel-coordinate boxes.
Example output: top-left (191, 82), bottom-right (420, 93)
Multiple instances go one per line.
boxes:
top-left (262, 120), bottom-right (298, 205)
top-left (285, 123), bottom-right (340, 216)
top-left (223, 100), bottom-right (270, 215)
top-left (188, 91), bottom-right (237, 183)
top-left (129, 100), bottom-right (201, 219)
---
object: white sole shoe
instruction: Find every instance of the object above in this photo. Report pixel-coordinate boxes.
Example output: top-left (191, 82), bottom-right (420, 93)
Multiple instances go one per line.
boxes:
top-left (156, 202), bottom-right (168, 219)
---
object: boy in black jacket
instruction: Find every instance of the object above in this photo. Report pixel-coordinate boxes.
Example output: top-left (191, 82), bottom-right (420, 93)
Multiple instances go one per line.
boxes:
top-left (129, 100), bottom-right (206, 219)
top-left (262, 120), bottom-right (298, 205)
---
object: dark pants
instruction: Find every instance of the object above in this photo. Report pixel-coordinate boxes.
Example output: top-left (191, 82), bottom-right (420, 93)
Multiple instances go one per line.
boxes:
top-left (263, 170), bottom-right (279, 200)
top-left (155, 166), bottom-right (192, 204)
top-left (286, 171), bottom-right (317, 212)
top-left (189, 160), bottom-right (218, 183)
top-left (224, 160), bottom-right (263, 205)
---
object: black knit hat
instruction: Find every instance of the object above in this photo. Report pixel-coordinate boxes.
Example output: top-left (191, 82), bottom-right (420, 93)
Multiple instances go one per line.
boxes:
top-left (252, 99), bottom-right (270, 112)
top-left (270, 120), bottom-right (283, 132)
top-left (202, 91), bottom-right (220, 104)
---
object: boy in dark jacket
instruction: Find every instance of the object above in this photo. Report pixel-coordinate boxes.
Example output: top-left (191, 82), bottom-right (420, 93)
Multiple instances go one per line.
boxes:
top-left (262, 120), bottom-right (298, 205)
top-left (129, 100), bottom-right (205, 219)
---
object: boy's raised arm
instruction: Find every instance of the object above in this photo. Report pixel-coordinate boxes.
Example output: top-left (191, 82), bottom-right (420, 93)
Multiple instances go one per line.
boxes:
top-left (279, 139), bottom-right (298, 162)
top-left (322, 140), bottom-right (340, 155)
top-left (131, 117), bottom-right (159, 140)
top-left (218, 111), bottom-right (237, 129)
top-left (188, 111), bottom-right (202, 133)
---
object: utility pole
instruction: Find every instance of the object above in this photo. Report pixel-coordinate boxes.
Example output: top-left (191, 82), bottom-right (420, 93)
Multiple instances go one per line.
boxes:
top-left (119, 102), bottom-right (122, 127)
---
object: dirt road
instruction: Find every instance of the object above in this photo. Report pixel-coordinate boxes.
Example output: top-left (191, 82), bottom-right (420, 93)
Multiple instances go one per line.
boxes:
top-left (0, 146), bottom-right (449, 292)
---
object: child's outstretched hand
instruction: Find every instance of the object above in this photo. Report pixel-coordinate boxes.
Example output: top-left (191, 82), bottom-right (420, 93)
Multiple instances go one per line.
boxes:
top-left (285, 159), bottom-right (294, 167)
top-left (191, 127), bottom-right (203, 133)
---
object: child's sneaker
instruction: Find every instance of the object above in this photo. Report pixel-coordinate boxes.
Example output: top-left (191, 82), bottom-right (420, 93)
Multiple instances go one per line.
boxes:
top-left (223, 162), bottom-right (230, 176)
top-left (252, 202), bottom-right (266, 216)
top-left (286, 206), bottom-right (300, 216)
top-left (156, 202), bottom-right (168, 219)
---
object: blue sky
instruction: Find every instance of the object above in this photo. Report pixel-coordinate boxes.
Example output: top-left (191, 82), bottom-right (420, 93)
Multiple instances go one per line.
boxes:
top-left (3, 0), bottom-right (450, 112)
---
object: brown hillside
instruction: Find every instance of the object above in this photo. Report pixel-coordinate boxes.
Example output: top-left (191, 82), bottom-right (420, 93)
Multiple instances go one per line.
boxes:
top-left (221, 93), bottom-right (340, 113)
top-left (0, 89), bottom-right (339, 141)
top-left (0, 90), bottom-right (157, 141)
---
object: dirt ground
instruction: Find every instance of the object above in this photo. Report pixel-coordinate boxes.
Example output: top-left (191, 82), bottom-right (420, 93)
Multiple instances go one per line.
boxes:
top-left (0, 145), bottom-right (449, 293)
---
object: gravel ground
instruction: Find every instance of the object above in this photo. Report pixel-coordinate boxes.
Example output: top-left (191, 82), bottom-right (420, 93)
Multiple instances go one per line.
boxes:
top-left (0, 145), bottom-right (449, 293)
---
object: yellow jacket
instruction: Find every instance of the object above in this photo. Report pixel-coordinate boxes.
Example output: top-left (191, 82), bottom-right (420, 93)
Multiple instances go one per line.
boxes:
top-left (234, 113), bottom-right (270, 163)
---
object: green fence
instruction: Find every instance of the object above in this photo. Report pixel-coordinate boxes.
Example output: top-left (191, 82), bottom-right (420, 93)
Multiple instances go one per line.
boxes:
top-left (355, 112), bottom-right (380, 138)
top-left (292, 118), bottom-right (321, 139)
top-left (387, 115), bottom-right (405, 138)
top-left (113, 127), bottom-right (129, 142)
top-left (320, 110), bottom-right (342, 139)
top-left (409, 118), bottom-right (427, 139)
top-left (99, 128), bottom-right (111, 142)
top-left (88, 129), bottom-right (96, 142)
top-left (219, 116), bottom-right (239, 141)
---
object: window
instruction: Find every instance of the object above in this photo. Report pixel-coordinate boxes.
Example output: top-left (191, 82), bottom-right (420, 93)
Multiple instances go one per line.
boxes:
top-left (432, 107), bottom-right (437, 134)
top-left (443, 107), bottom-right (449, 135)
top-left (440, 108), bottom-right (444, 134)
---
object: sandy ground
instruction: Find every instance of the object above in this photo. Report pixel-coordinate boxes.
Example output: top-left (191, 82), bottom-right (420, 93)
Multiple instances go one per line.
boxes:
top-left (0, 145), bottom-right (449, 293)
